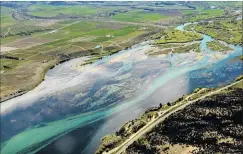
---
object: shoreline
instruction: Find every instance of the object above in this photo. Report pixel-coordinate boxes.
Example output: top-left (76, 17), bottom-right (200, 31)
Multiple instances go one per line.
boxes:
top-left (0, 57), bottom-right (67, 103)
top-left (0, 29), bottom-right (156, 103)
top-left (96, 75), bottom-right (243, 154)
top-left (1, 18), bottom-right (238, 103)
top-left (1, 25), bottom-right (243, 154)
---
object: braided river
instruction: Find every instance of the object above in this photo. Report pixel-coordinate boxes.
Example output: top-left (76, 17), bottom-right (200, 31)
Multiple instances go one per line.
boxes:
top-left (1, 24), bottom-right (242, 154)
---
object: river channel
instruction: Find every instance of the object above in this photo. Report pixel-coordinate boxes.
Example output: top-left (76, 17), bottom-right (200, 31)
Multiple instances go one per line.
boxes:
top-left (1, 24), bottom-right (242, 154)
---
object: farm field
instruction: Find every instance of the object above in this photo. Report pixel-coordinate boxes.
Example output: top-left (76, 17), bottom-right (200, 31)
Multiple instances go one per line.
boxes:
top-left (1, 2), bottom-right (182, 100)
top-left (0, 1), bottom-right (241, 101)
top-left (186, 9), bottom-right (225, 22)
top-left (112, 10), bottom-right (168, 22)
top-left (0, 20), bottom-right (156, 99)
top-left (27, 4), bottom-right (99, 17)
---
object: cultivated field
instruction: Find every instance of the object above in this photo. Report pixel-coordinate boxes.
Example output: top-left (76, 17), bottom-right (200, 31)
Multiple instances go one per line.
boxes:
top-left (0, 1), bottom-right (241, 101)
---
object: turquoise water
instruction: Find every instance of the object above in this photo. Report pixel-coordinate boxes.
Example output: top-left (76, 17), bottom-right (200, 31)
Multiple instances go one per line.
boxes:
top-left (1, 24), bottom-right (242, 154)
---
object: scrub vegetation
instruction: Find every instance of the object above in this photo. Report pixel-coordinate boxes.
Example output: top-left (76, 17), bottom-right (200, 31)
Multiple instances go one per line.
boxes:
top-left (97, 77), bottom-right (243, 154)
top-left (193, 19), bottom-right (242, 45)
top-left (96, 83), bottom-right (220, 154)
top-left (124, 80), bottom-right (243, 154)
top-left (146, 42), bottom-right (201, 56)
top-left (96, 109), bottom-right (159, 154)
top-left (155, 29), bottom-right (203, 44)
top-left (207, 41), bottom-right (233, 52)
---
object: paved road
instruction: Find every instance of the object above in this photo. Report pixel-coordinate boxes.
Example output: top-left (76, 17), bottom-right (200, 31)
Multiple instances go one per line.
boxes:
top-left (107, 79), bottom-right (242, 154)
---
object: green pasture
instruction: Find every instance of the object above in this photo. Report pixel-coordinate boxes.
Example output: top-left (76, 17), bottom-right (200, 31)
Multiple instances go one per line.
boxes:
top-left (187, 9), bottom-right (224, 22)
top-left (27, 4), bottom-right (98, 17)
top-left (112, 10), bottom-right (167, 22)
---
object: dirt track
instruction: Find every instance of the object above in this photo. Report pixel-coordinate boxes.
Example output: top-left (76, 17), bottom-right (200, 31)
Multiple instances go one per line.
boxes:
top-left (106, 79), bottom-right (243, 154)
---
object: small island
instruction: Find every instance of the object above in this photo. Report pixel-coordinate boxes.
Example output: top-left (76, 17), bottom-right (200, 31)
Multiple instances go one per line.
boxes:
top-left (207, 40), bottom-right (233, 52)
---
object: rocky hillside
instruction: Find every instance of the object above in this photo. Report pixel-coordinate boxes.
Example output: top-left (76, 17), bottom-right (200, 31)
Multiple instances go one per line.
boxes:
top-left (124, 81), bottom-right (243, 154)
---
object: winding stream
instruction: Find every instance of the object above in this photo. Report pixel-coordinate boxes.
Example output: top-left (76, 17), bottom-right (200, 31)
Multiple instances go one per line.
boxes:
top-left (1, 24), bottom-right (242, 154)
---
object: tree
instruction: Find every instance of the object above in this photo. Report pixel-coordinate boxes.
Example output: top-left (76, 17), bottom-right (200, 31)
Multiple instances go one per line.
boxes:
top-left (167, 102), bottom-right (171, 106)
